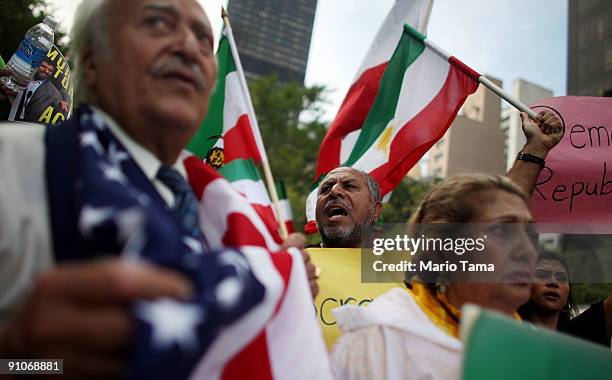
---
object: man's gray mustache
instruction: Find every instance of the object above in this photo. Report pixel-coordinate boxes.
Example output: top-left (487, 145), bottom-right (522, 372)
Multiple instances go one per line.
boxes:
top-left (151, 57), bottom-right (206, 90)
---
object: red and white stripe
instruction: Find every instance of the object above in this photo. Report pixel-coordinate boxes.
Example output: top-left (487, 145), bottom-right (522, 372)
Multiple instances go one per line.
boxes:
top-left (184, 156), bottom-right (332, 379)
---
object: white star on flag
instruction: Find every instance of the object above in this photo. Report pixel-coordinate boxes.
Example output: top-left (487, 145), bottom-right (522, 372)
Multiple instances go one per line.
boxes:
top-left (182, 236), bottom-right (204, 254)
top-left (215, 277), bottom-right (242, 310)
top-left (99, 162), bottom-right (127, 185)
top-left (108, 142), bottom-right (129, 166)
top-left (215, 251), bottom-right (250, 310)
top-left (115, 208), bottom-right (147, 259)
top-left (78, 205), bottom-right (115, 237)
top-left (80, 131), bottom-right (104, 155)
top-left (136, 298), bottom-right (204, 352)
top-left (91, 110), bottom-right (109, 130)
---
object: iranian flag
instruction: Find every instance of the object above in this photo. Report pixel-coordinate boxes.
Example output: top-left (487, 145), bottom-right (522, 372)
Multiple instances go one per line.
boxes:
top-left (314, 0), bottom-right (432, 178)
top-left (217, 159), bottom-right (281, 239)
top-left (275, 181), bottom-right (295, 234)
top-left (305, 0), bottom-right (432, 233)
top-left (306, 23), bottom-right (480, 231)
top-left (188, 27), bottom-right (280, 241)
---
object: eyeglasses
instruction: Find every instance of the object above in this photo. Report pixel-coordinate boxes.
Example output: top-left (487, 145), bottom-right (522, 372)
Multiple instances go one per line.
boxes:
top-left (534, 268), bottom-right (569, 284)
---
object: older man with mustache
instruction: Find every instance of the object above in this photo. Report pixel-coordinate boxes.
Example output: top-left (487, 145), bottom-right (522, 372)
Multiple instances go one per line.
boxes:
top-left (0, 0), bottom-right (321, 378)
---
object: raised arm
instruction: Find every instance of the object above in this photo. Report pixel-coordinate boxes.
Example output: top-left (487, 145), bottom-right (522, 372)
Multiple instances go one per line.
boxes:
top-left (506, 111), bottom-right (564, 196)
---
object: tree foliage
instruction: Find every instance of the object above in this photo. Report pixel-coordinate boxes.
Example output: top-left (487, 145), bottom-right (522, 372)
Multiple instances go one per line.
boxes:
top-left (380, 177), bottom-right (438, 224)
top-left (248, 75), bottom-right (328, 234)
top-left (0, 0), bottom-right (69, 62)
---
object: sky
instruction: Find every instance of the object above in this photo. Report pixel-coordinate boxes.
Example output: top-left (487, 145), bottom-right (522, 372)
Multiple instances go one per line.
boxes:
top-left (47, 0), bottom-right (568, 122)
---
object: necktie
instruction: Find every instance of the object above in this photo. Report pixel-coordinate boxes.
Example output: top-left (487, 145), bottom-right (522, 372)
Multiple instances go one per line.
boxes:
top-left (156, 166), bottom-right (206, 247)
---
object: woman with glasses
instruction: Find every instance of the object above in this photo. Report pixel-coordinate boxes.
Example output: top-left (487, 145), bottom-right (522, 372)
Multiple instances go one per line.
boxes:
top-left (518, 250), bottom-right (612, 347)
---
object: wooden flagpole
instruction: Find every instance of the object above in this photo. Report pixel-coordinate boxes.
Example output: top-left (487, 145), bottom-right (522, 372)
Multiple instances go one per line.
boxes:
top-left (221, 7), bottom-right (289, 240)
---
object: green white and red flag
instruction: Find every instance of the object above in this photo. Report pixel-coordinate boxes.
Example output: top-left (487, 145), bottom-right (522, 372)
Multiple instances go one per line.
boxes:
top-left (314, 0), bottom-right (432, 178)
top-left (306, 23), bottom-right (480, 232)
top-left (275, 181), bottom-right (295, 234)
top-left (305, 0), bottom-right (432, 233)
top-left (187, 28), bottom-right (280, 240)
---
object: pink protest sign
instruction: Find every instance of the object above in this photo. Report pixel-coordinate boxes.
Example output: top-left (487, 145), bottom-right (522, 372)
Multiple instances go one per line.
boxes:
top-left (530, 96), bottom-right (612, 230)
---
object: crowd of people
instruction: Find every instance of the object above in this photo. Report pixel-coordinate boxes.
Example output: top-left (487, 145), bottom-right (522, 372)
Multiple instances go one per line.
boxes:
top-left (0, 0), bottom-right (610, 379)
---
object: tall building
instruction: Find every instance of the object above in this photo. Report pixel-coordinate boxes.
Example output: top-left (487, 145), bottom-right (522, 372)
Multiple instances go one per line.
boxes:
top-left (501, 79), bottom-right (553, 171)
top-left (227, 0), bottom-right (318, 85)
top-left (567, 0), bottom-right (612, 96)
top-left (428, 76), bottom-right (506, 179)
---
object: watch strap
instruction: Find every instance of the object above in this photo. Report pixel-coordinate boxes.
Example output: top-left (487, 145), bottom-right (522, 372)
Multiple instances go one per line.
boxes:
top-left (516, 152), bottom-right (545, 168)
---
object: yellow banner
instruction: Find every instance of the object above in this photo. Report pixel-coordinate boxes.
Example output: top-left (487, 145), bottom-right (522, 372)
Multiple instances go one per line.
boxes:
top-left (308, 248), bottom-right (402, 350)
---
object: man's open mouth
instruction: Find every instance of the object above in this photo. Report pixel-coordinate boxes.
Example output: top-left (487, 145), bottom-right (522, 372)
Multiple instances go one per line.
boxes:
top-left (326, 204), bottom-right (349, 220)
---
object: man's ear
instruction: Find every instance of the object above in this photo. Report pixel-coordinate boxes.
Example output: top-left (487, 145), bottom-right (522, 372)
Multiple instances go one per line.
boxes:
top-left (372, 201), bottom-right (383, 222)
top-left (82, 47), bottom-right (97, 93)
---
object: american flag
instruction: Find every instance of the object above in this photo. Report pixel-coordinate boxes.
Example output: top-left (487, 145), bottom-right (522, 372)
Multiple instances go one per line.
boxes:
top-left (50, 105), bottom-right (332, 379)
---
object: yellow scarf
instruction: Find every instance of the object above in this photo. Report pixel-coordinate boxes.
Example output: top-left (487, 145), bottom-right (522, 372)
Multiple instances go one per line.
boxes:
top-left (409, 282), bottom-right (521, 339)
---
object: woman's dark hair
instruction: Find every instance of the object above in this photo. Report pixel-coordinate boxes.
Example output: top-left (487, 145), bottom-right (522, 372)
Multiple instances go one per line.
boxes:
top-left (518, 250), bottom-right (579, 327)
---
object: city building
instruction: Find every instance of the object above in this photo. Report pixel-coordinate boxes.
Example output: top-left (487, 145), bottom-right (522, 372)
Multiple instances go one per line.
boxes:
top-left (567, 0), bottom-right (612, 96)
top-left (501, 79), bottom-right (553, 171)
top-left (428, 76), bottom-right (506, 179)
top-left (227, 0), bottom-right (318, 85)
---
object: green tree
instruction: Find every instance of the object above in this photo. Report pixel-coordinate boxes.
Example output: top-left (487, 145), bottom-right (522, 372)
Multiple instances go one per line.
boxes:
top-left (572, 284), bottom-right (612, 305)
top-left (0, 0), bottom-right (68, 62)
top-left (380, 177), bottom-right (438, 224)
top-left (248, 75), bottom-right (327, 235)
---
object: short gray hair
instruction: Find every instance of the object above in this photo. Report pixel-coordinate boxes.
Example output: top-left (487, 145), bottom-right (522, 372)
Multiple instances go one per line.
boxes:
top-left (71, 0), bottom-right (112, 104)
top-left (362, 170), bottom-right (382, 204)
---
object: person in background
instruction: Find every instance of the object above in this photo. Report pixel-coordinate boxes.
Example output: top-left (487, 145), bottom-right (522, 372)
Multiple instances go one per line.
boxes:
top-left (315, 166), bottom-right (382, 248)
top-left (519, 250), bottom-right (612, 347)
top-left (19, 58), bottom-right (71, 122)
top-left (0, 66), bottom-right (15, 119)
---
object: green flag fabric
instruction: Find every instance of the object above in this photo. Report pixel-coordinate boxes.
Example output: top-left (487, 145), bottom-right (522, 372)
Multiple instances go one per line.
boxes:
top-left (461, 305), bottom-right (612, 380)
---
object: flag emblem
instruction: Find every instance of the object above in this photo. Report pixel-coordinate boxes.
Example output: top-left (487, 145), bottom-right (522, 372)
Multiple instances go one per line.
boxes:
top-left (206, 146), bottom-right (225, 169)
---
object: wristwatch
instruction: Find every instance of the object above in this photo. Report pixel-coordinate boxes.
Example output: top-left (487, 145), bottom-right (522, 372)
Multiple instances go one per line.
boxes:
top-left (516, 152), bottom-right (545, 168)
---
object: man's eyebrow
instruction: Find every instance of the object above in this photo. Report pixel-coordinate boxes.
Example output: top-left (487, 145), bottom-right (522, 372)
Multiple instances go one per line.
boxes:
top-left (142, 2), bottom-right (211, 34)
top-left (141, 2), bottom-right (179, 17)
top-left (319, 178), bottom-right (336, 188)
top-left (488, 215), bottom-right (534, 223)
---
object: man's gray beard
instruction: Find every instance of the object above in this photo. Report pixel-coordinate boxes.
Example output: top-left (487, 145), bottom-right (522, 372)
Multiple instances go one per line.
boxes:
top-left (319, 217), bottom-right (373, 248)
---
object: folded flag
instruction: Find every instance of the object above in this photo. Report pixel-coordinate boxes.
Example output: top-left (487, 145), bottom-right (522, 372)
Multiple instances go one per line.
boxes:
top-left (52, 105), bottom-right (331, 380)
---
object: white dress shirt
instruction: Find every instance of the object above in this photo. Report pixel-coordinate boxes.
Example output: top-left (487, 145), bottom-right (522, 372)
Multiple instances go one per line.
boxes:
top-left (92, 106), bottom-right (187, 208)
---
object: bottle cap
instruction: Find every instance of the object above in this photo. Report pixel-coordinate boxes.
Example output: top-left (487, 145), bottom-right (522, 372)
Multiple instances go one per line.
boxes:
top-left (42, 16), bottom-right (58, 29)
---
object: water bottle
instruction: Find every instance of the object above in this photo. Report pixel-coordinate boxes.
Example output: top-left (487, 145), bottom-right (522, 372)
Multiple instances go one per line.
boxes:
top-left (0, 16), bottom-right (56, 92)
